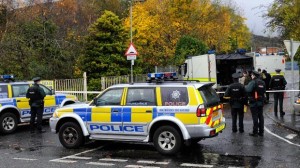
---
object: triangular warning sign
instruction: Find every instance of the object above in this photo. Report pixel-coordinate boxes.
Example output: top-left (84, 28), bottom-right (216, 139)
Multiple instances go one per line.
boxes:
top-left (125, 43), bottom-right (138, 56)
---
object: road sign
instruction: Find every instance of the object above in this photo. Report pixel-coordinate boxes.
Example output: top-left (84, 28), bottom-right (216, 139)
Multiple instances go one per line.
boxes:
top-left (284, 40), bottom-right (300, 58)
top-left (127, 55), bottom-right (136, 60)
top-left (125, 43), bottom-right (138, 57)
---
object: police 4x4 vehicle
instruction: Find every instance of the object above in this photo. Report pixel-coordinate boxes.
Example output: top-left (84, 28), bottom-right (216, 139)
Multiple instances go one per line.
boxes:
top-left (0, 75), bottom-right (77, 134)
top-left (50, 72), bottom-right (226, 155)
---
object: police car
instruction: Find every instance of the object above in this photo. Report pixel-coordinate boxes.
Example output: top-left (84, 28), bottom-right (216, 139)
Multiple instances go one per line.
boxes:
top-left (0, 75), bottom-right (78, 134)
top-left (50, 72), bottom-right (226, 155)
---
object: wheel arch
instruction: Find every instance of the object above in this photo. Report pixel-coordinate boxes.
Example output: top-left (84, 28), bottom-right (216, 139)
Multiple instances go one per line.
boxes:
top-left (0, 106), bottom-right (21, 123)
top-left (56, 114), bottom-right (89, 136)
top-left (148, 116), bottom-right (191, 142)
top-left (59, 99), bottom-right (76, 108)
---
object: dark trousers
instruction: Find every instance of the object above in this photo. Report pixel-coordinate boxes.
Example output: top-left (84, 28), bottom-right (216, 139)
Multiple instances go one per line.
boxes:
top-left (231, 107), bottom-right (244, 132)
top-left (265, 90), bottom-right (269, 101)
top-left (274, 92), bottom-right (284, 114)
top-left (250, 106), bottom-right (264, 134)
top-left (30, 106), bottom-right (44, 130)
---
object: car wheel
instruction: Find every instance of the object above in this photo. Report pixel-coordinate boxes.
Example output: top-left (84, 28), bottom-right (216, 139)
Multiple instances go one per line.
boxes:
top-left (59, 122), bottom-right (84, 149)
top-left (153, 125), bottom-right (182, 155)
top-left (0, 113), bottom-right (18, 134)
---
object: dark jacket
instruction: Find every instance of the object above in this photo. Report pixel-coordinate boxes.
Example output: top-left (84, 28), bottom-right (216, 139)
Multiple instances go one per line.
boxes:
top-left (26, 84), bottom-right (46, 107)
top-left (224, 82), bottom-right (247, 108)
top-left (245, 78), bottom-right (266, 107)
top-left (269, 74), bottom-right (287, 90)
top-left (262, 72), bottom-right (271, 90)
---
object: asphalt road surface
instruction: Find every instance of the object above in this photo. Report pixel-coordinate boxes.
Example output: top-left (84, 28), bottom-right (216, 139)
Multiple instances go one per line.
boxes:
top-left (0, 103), bottom-right (299, 168)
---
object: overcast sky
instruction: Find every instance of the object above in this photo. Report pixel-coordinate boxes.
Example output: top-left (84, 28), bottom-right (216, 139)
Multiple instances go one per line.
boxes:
top-left (233, 0), bottom-right (275, 37)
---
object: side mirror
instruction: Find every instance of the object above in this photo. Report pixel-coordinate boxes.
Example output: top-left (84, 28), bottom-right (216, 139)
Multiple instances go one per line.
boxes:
top-left (51, 89), bottom-right (55, 95)
top-left (93, 98), bottom-right (98, 106)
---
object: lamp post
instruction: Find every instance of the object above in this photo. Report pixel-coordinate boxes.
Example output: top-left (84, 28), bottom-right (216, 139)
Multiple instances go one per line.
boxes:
top-left (130, 0), bottom-right (133, 83)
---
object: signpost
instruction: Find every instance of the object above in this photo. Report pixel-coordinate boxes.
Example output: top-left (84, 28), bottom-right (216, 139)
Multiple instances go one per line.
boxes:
top-left (125, 43), bottom-right (138, 83)
top-left (284, 39), bottom-right (300, 112)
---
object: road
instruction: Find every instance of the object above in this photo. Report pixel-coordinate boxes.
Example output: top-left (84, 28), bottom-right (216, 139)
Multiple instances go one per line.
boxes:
top-left (0, 103), bottom-right (299, 168)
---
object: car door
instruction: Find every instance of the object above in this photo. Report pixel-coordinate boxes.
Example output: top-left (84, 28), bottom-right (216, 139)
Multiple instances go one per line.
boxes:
top-left (12, 84), bottom-right (31, 120)
top-left (122, 87), bottom-right (156, 136)
top-left (39, 84), bottom-right (56, 117)
top-left (88, 88), bottom-right (124, 134)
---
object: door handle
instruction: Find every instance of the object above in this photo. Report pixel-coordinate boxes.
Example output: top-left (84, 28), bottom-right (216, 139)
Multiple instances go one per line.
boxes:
top-left (112, 110), bottom-right (119, 112)
top-left (16, 100), bottom-right (21, 102)
top-left (146, 110), bottom-right (152, 113)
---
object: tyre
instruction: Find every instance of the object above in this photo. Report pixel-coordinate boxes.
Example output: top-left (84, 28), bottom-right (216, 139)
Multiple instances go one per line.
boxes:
top-left (153, 125), bottom-right (182, 155)
top-left (59, 122), bottom-right (84, 149)
top-left (0, 113), bottom-right (18, 134)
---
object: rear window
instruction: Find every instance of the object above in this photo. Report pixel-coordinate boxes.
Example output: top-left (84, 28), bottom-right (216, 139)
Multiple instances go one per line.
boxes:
top-left (0, 85), bottom-right (8, 98)
top-left (198, 86), bottom-right (220, 107)
top-left (161, 87), bottom-right (188, 106)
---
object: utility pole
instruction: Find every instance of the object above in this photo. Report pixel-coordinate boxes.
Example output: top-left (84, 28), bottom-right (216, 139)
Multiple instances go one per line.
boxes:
top-left (130, 0), bottom-right (133, 83)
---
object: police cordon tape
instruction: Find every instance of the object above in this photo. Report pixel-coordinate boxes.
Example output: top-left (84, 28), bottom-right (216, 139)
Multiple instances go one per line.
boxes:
top-left (216, 90), bottom-right (299, 94)
top-left (57, 90), bottom-right (298, 95)
top-left (55, 91), bottom-right (102, 94)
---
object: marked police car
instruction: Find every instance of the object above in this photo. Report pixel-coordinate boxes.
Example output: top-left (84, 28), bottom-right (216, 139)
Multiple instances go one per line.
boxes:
top-left (50, 72), bottom-right (226, 155)
top-left (0, 75), bottom-right (77, 134)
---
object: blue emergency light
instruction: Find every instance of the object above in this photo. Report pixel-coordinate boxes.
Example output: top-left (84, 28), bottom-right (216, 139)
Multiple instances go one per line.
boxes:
top-left (147, 72), bottom-right (178, 82)
top-left (0, 74), bottom-right (15, 82)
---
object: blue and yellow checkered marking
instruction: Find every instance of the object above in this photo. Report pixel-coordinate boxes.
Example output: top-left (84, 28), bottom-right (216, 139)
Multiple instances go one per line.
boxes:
top-left (55, 95), bottom-right (66, 105)
top-left (70, 107), bottom-right (198, 124)
top-left (0, 99), bottom-right (17, 107)
top-left (73, 108), bottom-right (91, 122)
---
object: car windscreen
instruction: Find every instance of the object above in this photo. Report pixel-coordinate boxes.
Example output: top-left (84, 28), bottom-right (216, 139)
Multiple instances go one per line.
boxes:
top-left (198, 86), bottom-right (220, 107)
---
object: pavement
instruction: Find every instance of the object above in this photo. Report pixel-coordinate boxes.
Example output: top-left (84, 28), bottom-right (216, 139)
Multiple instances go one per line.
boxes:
top-left (265, 95), bottom-right (300, 134)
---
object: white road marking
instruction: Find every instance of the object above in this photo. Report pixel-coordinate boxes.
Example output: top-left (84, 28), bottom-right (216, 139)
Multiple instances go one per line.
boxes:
top-left (137, 160), bottom-right (169, 165)
top-left (155, 161), bottom-right (169, 165)
top-left (285, 134), bottom-right (297, 139)
top-left (99, 158), bottom-right (128, 162)
top-left (125, 165), bottom-right (160, 168)
top-left (137, 160), bottom-right (155, 164)
top-left (86, 162), bottom-right (115, 166)
top-left (264, 126), bottom-right (300, 147)
top-left (13, 158), bottom-right (37, 161)
top-left (66, 156), bottom-right (92, 160)
top-left (49, 159), bottom-right (77, 163)
top-left (180, 163), bottom-right (213, 168)
top-left (49, 146), bottom-right (104, 163)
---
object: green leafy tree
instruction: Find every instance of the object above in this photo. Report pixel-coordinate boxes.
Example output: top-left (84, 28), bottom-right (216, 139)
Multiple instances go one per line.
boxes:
top-left (266, 0), bottom-right (300, 60)
top-left (0, 19), bottom-right (77, 79)
top-left (80, 10), bottom-right (129, 91)
top-left (174, 35), bottom-right (208, 65)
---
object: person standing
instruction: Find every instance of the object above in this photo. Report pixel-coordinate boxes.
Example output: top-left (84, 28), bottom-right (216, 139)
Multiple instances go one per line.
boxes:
top-left (269, 69), bottom-right (287, 117)
top-left (246, 71), bottom-right (266, 137)
top-left (239, 70), bottom-right (251, 86)
top-left (262, 69), bottom-right (271, 104)
top-left (26, 77), bottom-right (46, 133)
top-left (225, 73), bottom-right (247, 133)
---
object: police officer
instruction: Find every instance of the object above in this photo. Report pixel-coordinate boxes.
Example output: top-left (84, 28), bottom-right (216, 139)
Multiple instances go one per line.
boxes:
top-left (224, 73), bottom-right (247, 133)
top-left (269, 69), bottom-right (287, 117)
top-left (262, 69), bottom-right (271, 104)
top-left (26, 77), bottom-right (46, 133)
top-left (246, 71), bottom-right (266, 137)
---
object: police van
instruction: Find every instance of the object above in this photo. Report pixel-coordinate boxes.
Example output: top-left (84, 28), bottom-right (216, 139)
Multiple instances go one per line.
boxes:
top-left (0, 75), bottom-right (78, 134)
top-left (50, 72), bottom-right (226, 155)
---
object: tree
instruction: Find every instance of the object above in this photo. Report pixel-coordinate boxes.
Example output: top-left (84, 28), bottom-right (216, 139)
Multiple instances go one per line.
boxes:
top-left (266, 0), bottom-right (300, 60)
top-left (174, 35), bottom-right (208, 65)
top-left (79, 10), bottom-right (129, 91)
top-left (124, 0), bottom-right (251, 68)
top-left (0, 19), bottom-right (78, 79)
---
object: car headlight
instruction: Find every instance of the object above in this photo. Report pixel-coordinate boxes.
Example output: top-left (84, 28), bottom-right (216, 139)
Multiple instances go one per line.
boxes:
top-left (52, 111), bottom-right (59, 118)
